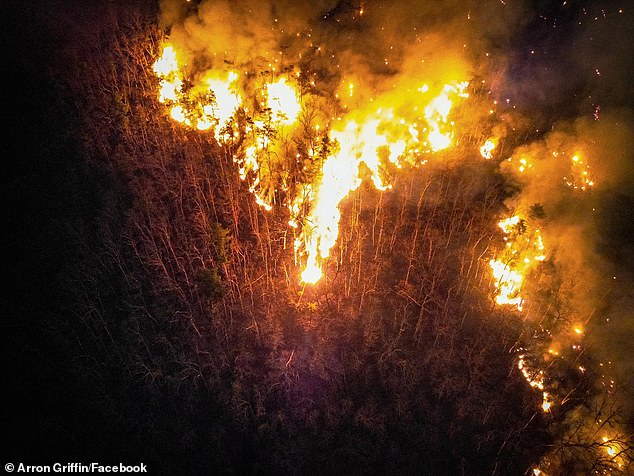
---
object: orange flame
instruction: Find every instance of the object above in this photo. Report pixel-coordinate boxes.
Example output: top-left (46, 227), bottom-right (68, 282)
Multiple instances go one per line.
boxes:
top-left (153, 42), bottom-right (471, 284)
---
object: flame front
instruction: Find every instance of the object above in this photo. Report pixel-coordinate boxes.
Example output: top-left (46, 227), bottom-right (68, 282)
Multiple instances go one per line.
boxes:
top-left (297, 82), bottom-right (468, 283)
top-left (153, 43), bottom-right (470, 284)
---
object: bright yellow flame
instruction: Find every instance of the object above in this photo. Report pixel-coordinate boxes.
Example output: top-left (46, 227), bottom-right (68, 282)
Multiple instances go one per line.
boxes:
top-left (301, 259), bottom-right (323, 284)
top-left (299, 121), bottom-right (364, 282)
top-left (153, 45), bottom-right (184, 104)
top-left (479, 138), bottom-right (497, 159)
top-left (498, 215), bottom-right (520, 233)
top-left (489, 258), bottom-right (524, 309)
top-left (266, 77), bottom-right (301, 126)
top-left (153, 45), bottom-right (178, 76)
top-left (490, 215), bottom-right (546, 310)
top-left (170, 105), bottom-right (187, 124)
top-left (153, 42), bottom-right (241, 134)
top-left (230, 77), bottom-right (302, 214)
top-left (427, 130), bottom-right (452, 152)
top-left (519, 355), bottom-right (558, 413)
top-left (293, 81), bottom-right (470, 282)
top-left (296, 81), bottom-right (468, 281)
top-left (203, 75), bottom-right (242, 134)
top-left (423, 82), bottom-right (468, 152)
top-left (518, 355), bottom-right (545, 391)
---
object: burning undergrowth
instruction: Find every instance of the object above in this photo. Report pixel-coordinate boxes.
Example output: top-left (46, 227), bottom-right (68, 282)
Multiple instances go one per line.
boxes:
top-left (148, 0), bottom-right (633, 472)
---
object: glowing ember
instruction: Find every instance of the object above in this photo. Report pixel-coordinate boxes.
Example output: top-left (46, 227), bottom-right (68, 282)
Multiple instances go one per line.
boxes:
top-left (518, 354), bottom-right (556, 413)
top-left (564, 153), bottom-right (595, 191)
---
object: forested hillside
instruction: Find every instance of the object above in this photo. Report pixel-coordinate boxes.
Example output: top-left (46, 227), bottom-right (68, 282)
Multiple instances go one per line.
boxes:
top-left (5, 1), bottom-right (632, 474)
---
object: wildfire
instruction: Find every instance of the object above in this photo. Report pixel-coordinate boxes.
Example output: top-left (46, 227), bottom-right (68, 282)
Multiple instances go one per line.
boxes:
top-left (564, 153), bottom-right (595, 191)
top-left (297, 81), bottom-right (469, 283)
top-left (489, 260), bottom-right (524, 309)
top-left (152, 41), bottom-right (470, 284)
top-left (423, 82), bottom-right (469, 152)
top-left (518, 355), bottom-right (545, 391)
top-left (479, 138), bottom-right (497, 159)
top-left (153, 43), bottom-right (604, 437)
top-left (541, 392), bottom-right (552, 412)
top-left (199, 74), bottom-right (242, 135)
top-left (153, 42), bottom-right (308, 213)
top-left (236, 76), bottom-right (303, 211)
top-left (519, 354), bottom-right (554, 413)
top-left (506, 149), bottom-right (596, 193)
top-left (297, 110), bottom-right (410, 283)
top-left (153, 44), bottom-right (241, 136)
top-left (516, 157), bottom-right (533, 173)
top-left (299, 120), bottom-right (366, 283)
top-left (489, 215), bottom-right (546, 310)
top-left (266, 77), bottom-right (301, 126)
top-left (153, 45), bottom-right (181, 102)
top-left (144, 6), bottom-right (629, 472)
